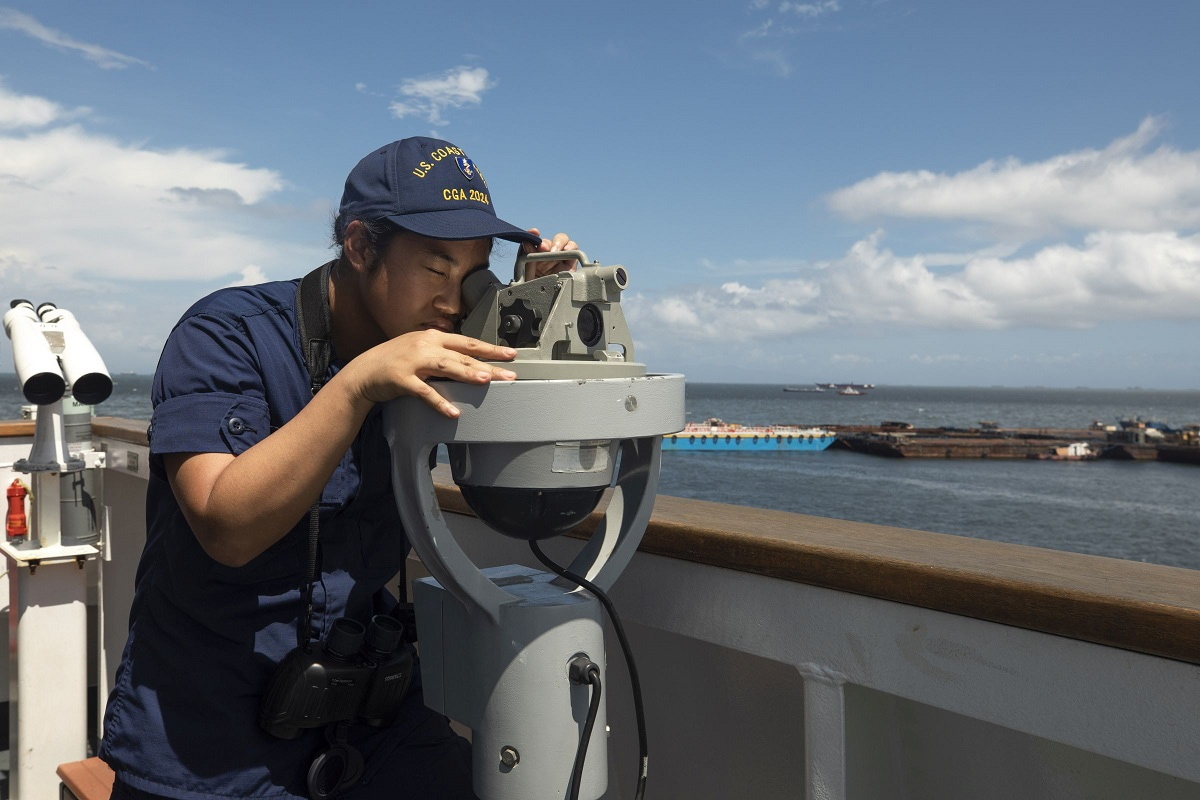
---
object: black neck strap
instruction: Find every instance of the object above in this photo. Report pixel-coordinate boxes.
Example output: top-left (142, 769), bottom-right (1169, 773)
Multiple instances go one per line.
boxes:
top-left (295, 261), bottom-right (334, 649)
top-left (291, 260), bottom-right (412, 648)
top-left (298, 261), bottom-right (334, 394)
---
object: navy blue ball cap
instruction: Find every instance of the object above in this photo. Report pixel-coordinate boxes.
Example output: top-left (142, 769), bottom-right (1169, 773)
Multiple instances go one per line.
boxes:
top-left (337, 137), bottom-right (540, 246)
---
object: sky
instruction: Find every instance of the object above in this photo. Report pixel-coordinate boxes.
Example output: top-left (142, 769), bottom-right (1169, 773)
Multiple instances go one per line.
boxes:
top-left (0, 1), bottom-right (1198, 389)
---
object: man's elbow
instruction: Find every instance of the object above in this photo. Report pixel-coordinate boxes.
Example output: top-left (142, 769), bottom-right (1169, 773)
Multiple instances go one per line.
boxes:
top-left (191, 524), bottom-right (258, 568)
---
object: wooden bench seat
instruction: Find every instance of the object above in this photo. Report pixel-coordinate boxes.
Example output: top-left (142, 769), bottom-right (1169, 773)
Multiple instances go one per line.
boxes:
top-left (57, 757), bottom-right (114, 800)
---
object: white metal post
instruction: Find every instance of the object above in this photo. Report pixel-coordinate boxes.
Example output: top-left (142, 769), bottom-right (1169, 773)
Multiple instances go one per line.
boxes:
top-left (803, 667), bottom-right (848, 800)
top-left (7, 557), bottom-right (89, 800)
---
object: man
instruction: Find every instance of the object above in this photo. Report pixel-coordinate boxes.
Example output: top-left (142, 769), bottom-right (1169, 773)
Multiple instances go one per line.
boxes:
top-left (100, 137), bottom-right (578, 799)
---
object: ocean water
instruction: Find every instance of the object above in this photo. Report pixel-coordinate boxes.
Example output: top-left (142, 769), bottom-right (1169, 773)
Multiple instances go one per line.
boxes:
top-left (661, 384), bottom-right (1200, 570)
top-left (678, 383), bottom-right (1200, 431)
top-left (3, 377), bottom-right (1197, 570)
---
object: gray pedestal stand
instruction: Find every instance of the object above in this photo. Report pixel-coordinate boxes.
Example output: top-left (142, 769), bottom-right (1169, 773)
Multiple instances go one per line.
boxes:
top-left (384, 374), bottom-right (684, 800)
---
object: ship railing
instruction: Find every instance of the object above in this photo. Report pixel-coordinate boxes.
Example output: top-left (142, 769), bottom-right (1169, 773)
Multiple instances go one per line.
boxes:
top-left (3, 417), bottom-right (1197, 799)
top-left (428, 476), bottom-right (1200, 799)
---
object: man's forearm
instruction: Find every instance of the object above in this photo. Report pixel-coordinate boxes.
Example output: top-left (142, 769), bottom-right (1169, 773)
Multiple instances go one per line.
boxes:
top-left (171, 375), bottom-right (375, 567)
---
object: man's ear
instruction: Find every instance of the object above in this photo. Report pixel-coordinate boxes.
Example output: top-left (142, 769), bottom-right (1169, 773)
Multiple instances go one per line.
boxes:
top-left (342, 220), bottom-right (370, 273)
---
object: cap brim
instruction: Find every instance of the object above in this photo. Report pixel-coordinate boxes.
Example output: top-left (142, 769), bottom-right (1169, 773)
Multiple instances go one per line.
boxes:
top-left (386, 209), bottom-right (541, 246)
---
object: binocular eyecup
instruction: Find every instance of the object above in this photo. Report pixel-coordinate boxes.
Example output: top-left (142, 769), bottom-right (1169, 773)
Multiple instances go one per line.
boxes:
top-left (4, 299), bottom-right (112, 406)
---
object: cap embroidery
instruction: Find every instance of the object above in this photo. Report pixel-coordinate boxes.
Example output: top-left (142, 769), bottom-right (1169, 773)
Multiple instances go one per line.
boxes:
top-left (455, 156), bottom-right (476, 181)
top-left (338, 137), bottom-right (537, 244)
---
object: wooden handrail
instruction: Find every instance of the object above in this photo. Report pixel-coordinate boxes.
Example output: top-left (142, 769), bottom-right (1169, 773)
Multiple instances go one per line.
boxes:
top-left (0, 416), bottom-right (149, 444)
top-left (0, 420), bottom-right (35, 437)
top-left (91, 416), bottom-right (150, 446)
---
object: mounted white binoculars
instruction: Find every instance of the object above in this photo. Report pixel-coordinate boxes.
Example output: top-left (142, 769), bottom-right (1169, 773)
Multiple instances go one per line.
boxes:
top-left (3, 300), bottom-right (112, 407)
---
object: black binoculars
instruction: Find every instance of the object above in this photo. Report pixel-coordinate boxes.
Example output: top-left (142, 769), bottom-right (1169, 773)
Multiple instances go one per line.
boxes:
top-left (259, 614), bottom-right (414, 739)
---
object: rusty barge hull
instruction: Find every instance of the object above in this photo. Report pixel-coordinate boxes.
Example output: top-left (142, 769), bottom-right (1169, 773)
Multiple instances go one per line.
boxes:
top-left (1156, 445), bottom-right (1200, 465)
top-left (836, 436), bottom-right (1088, 459)
top-left (833, 428), bottom-right (1106, 460)
top-left (833, 428), bottom-right (1199, 463)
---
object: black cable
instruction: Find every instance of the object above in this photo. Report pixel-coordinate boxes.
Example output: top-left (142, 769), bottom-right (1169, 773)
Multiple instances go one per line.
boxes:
top-left (567, 659), bottom-right (602, 800)
top-left (530, 540), bottom-right (649, 800)
top-left (298, 503), bottom-right (321, 651)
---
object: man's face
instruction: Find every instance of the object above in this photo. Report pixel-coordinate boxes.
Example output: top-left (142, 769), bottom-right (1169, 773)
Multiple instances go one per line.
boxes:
top-left (360, 229), bottom-right (492, 340)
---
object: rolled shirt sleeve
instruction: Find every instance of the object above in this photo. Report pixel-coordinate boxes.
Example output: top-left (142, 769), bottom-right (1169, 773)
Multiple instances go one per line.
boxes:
top-left (148, 302), bottom-right (291, 459)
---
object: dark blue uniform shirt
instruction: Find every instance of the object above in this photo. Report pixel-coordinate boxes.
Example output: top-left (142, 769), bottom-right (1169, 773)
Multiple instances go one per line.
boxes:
top-left (98, 278), bottom-right (441, 799)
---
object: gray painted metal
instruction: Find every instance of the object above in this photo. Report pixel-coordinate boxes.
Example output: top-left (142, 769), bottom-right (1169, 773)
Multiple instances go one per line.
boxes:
top-left (415, 566), bottom-right (608, 800)
top-left (458, 252), bottom-right (644, 379)
top-left (382, 374), bottom-right (684, 621)
top-left (383, 373), bottom-right (684, 800)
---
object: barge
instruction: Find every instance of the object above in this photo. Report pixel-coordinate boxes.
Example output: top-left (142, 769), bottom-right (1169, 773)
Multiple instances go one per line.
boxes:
top-left (837, 424), bottom-right (1199, 462)
top-left (835, 430), bottom-right (1106, 459)
top-left (662, 418), bottom-right (835, 452)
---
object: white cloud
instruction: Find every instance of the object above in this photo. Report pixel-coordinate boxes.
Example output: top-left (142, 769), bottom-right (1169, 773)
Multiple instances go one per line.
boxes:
top-left (388, 66), bottom-right (493, 126)
top-left (652, 296), bottom-right (703, 328)
top-left (629, 273), bottom-right (827, 344)
top-left (0, 85), bottom-right (289, 287)
top-left (629, 118), bottom-right (1200, 386)
top-left (737, 0), bottom-right (840, 77)
top-left (0, 8), bottom-right (149, 70)
top-left (0, 84), bottom-right (315, 373)
top-left (827, 117), bottom-right (1200, 237)
top-left (958, 230), bottom-right (1200, 325)
top-left (0, 77), bottom-right (87, 129)
top-left (779, 1), bottom-right (840, 19)
top-left (739, 19), bottom-right (774, 41)
top-left (630, 228), bottom-right (1200, 345)
top-left (225, 265), bottom-right (268, 287)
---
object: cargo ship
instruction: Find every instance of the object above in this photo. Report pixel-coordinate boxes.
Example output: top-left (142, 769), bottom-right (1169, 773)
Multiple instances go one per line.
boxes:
top-left (662, 418), bottom-right (835, 452)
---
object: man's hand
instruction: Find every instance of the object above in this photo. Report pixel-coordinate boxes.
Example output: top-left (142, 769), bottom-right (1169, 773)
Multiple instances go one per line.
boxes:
top-left (346, 330), bottom-right (518, 419)
top-left (522, 229), bottom-right (580, 280)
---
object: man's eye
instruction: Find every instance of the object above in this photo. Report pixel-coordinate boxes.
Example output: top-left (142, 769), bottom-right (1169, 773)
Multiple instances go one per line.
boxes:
top-left (426, 267), bottom-right (447, 277)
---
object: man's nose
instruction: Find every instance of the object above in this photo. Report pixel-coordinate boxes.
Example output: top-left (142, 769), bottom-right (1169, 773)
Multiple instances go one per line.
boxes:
top-left (434, 285), bottom-right (461, 318)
